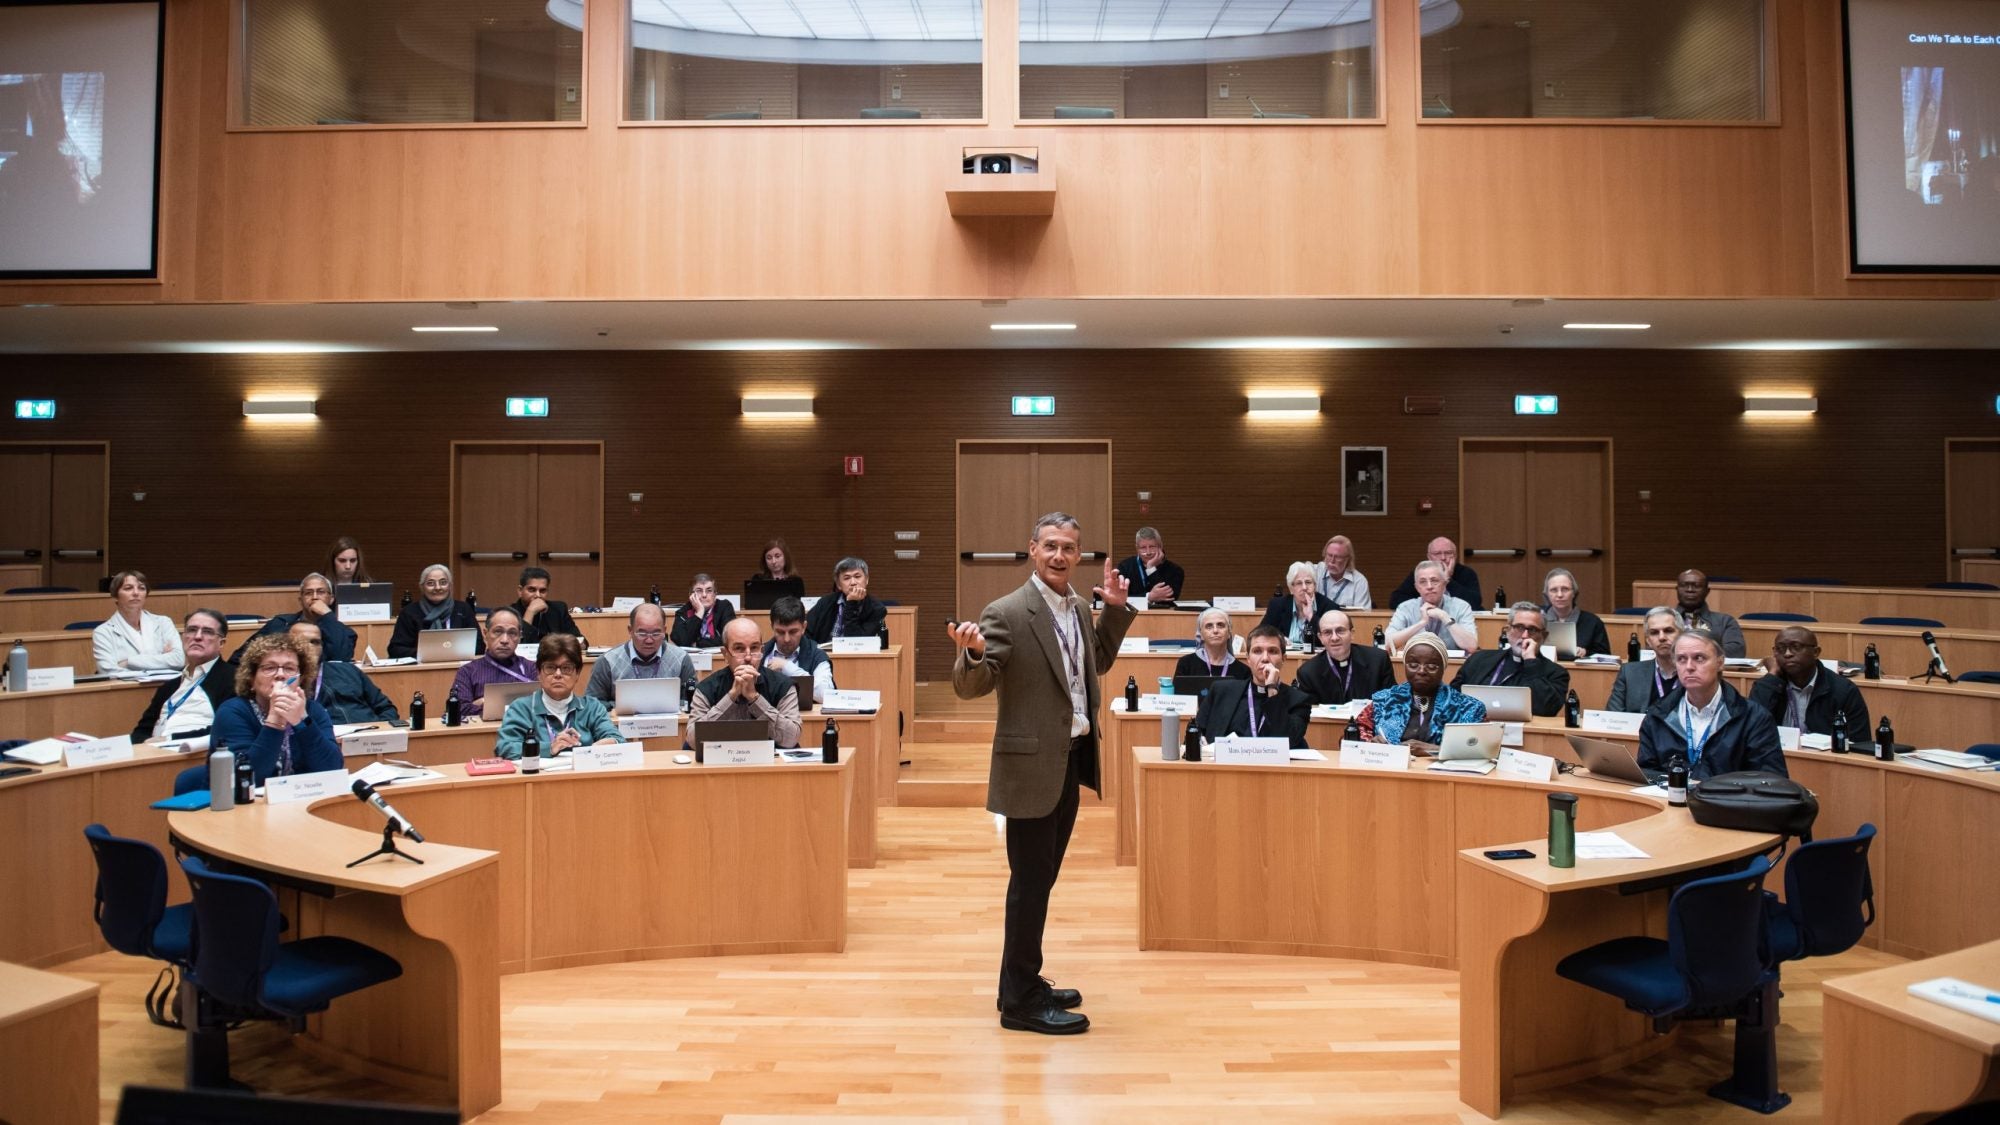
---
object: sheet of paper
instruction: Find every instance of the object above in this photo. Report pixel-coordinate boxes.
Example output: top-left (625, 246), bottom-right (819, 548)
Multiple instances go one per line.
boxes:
top-left (1777, 726), bottom-right (1801, 751)
top-left (1118, 636), bottom-right (1150, 653)
top-left (350, 761), bottom-right (446, 786)
top-left (1581, 710), bottom-right (1643, 735)
top-left (1573, 831), bottom-right (1651, 860)
top-left (1287, 748), bottom-right (1328, 761)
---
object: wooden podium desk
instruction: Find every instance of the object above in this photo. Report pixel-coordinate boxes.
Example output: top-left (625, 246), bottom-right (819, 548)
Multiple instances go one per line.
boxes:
top-left (1129, 745), bottom-right (1777, 1118)
top-left (1822, 939), bottom-right (2000, 1125)
top-left (0, 961), bottom-right (98, 1125)
top-left (168, 750), bottom-right (852, 1119)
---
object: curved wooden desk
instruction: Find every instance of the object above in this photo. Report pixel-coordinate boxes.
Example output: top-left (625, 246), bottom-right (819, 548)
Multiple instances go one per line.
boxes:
top-left (1631, 579), bottom-right (2000, 632)
top-left (167, 751), bottom-right (852, 1118)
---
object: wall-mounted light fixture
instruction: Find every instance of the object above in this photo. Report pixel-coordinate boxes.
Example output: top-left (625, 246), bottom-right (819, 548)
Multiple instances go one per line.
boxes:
top-left (1247, 392), bottom-right (1321, 420)
top-left (1743, 395), bottom-right (1818, 418)
top-left (743, 395), bottom-right (815, 419)
top-left (242, 398), bottom-right (318, 422)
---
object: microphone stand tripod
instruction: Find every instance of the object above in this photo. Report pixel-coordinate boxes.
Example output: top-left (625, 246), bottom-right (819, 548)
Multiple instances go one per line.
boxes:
top-left (347, 821), bottom-right (424, 867)
top-left (1914, 658), bottom-right (1954, 685)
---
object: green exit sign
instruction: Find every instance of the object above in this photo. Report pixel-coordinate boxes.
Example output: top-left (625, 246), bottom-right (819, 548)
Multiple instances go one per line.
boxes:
top-left (1011, 396), bottom-right (1056, 417)
top-left (1514, 395), bottom-right (1559, 415)
top-left (14, 399), bottom-right (56, 420)
top-left (505, 397), bottom-right (549, 418)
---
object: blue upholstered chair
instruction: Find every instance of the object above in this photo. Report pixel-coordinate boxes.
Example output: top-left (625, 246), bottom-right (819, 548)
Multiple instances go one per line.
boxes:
top-left (66, 620), bottom-right (99, 630)
top-left (1613, 606), bottom-right (1648, 617)
top-left (6, 585), bottom-right (78, 594)
top-left (1764, 824), bottom-right (1876, 963)
top-left (1957, 671), bottom-right (2000, 685)
top-left (1927, 581), bottom-right (1998, 591)
top-left (1967, 743), bottom-right (2000, 762)
top-left (84, 824), bottom-right (194, 1028)
top-left (1556, 855), bottom-right (1787, 1113)
top-left (1780, 577), bottom-right (1846, 586)
top-left (1860, 616), bottom-right (1946, 628)
top-left (1741, 612), bottom-right (1817, 622)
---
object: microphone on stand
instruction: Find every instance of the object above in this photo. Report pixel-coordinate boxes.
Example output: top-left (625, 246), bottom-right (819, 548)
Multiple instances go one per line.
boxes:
top-left (351, 779), bottom-right (425, 842)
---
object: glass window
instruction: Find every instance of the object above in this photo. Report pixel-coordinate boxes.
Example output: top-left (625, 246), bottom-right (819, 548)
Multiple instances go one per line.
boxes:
top-left (238, 0), bottom-right (585, 126)
top-left (627, 0), bottom-right (983, 121)
top-left (1019, 0), bottom-right (1377, 120)
top-left (1419, 0), bottom-right (1767, 121)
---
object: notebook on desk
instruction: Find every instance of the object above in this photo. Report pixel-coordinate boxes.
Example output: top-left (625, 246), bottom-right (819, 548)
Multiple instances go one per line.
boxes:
top-left (1567, 734), bottom-right (1654, 784)
top-left (1439, 722), bottom-right (1503, 761)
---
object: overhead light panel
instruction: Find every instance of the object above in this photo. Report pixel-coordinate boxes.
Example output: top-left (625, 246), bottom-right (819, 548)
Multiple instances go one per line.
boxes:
top-left (1011, 396), bottom-right (1056, 416)
top-left (742, 395), bottom-right (815, 419)
top-left (1513, 395), bottom-right (1559, 415)
top-left (411, 325), bottom-right (498, 333)
top-left (990, 323), bottom-right (1076, 332)
top-left (1247, 392), bottom-right (1321, 419)
top-left (1562, 323), bottom-right (1651, 331)
top-left (1743, 395), bottom-right (1818, 417)
top-left (242, 398), bottom-right (318, 422)
top-left (14, 399), bottom-right (56, 420)
top-left (505, 397), bottom-right (550, 418)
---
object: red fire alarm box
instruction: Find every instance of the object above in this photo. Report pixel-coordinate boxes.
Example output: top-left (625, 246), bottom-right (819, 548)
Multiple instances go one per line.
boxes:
top-left (844, 455), bottom-right (865, 476)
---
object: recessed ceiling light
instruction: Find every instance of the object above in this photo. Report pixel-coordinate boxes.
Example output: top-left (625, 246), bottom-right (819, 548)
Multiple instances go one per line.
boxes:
top-left (990, 323), bottom-right (1077, 331)
top-left (411, 325), bottom-right (498, 333)
top-left (1562, 323), bottom-right (1651, 331)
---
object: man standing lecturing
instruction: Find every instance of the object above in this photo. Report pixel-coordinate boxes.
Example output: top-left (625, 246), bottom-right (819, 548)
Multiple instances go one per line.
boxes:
top-left (949, 512), bottom-right (1137, 1036)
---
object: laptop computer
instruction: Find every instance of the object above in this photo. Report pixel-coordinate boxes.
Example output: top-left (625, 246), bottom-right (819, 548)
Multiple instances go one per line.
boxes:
top-left (1463, 684), bottom-right (1533, 722)
top-left (481, 680), bottom-right (537, 717)
top-left (1439, 722), bottom-right (1504, 761)
top-left (742, 576), bottom-right (806, 610)
top-left (1566, 734), bottom-right (1654, 784)
top-left (1545, 619), bottom-right (1580, 660)
top-left (1171, 675), bottom-right (1221, 698)
top-left (691, 718), bottom-right (772, 751)
top-left (789, 674), bottom-right (816, 712)
top-left (416, 628), bottom-right (479, 664)
top-left (613, 676), bottom-right (680, 717)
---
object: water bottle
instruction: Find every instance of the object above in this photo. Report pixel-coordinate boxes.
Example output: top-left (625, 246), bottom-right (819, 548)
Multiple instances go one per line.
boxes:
top-left (1667, 757), bottom-right (1688, 807)
top-left (1874, 715), bottom-right (1896, 761)
top-left (234, 756), bottom-right (255, 804)
top-left (1547, 792), bottom-right (1578, 868)
top-left (1863, 643), bottom-right (1881, 680)
top-left (466, 591), bottom-right (478, 613)
top-left (1184, 691), bottom-right (1208, 761)
top-left (821, 717), bottom-right (839, 763)
top-left (1627, 632), bottom-right (1641, 663)
top-left (1125, 675), bottom-right (1139, 711)
top-left (6, 639), bottom-right (27, 692)
top-left (1373, 626), bottom-right (1386, 648)
top-left (1563, 688), bottom-right (1582, 728)
top-left (878, 620), bottom-right (891, 651)
top-left (401, 590), bottom-right (413, 609)
top-left (1160, 710), bottom-right (1179, 762)
top-left (649, 584), bottom-right (662, 606)
top-left (1343, 716), bottom-right (1361, 745)
top-left (444, 686), bottom-right (462, 728)
top-left (410, 690), bottom-right (426, 732)
top-left (521, 728), bottom-right (541, 772)
top-left (207, 745), bottom-right (236, 811)
top-left (1493, 587), bottom-right (1506, 613)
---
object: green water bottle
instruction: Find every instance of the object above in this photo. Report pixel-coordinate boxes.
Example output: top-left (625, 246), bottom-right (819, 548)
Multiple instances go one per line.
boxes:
top-left (1547, 792), bottom-right (1578, 869)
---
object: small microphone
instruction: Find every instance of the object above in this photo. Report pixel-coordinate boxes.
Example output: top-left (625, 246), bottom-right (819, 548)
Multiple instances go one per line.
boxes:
top-left (1921, 630), bottom-right (1951, 678)
top-left (351, 779), bottom-right (425, 843)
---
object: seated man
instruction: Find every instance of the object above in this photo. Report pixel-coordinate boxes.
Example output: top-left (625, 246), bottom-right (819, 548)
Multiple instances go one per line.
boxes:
top-left (290, 620), bottom-right (398, 723)
top-left (1194, 625), bottom-right (1313, 749)
top-left (1452, 603), bottom-right (1571, 716)
top-left (1387, 537), bottom-right (1482, 610)
top-left (1313, 534), bottom-right (1372, 609)
top-left (1605, 608), bottom-right (1682, 713)
top-left (585, 602), bottom-right (698, 704)
top-left (1749, 626), bottom-right (1871, 743)
top-left (131, 609), bottom-right (236, 741)
top-left (1671, 568), bottom-right (1746, 657)
top-left (762, 596), bottom-right (836, 705)
top-left (242, 573), bottom-right (357, 663)
top-left (805, 556), bottom-right (888, 643)
top-left (448, 606), bottom-right (537, 721)
top-left (1115, 526), bottom-right (1184, 607)
top-left (671, 572), bottom-right (736, 648)
top-left (1637, 632), bottom-right (1787, 781)
top-left (1294, 608), bottom-right (1393, 706)
top-left (688, 616), bottom-right (802, 748)
top-left (1386, 561), bottom-right (1479, 653)
top-left (509, 565), bottom-right (582, 645)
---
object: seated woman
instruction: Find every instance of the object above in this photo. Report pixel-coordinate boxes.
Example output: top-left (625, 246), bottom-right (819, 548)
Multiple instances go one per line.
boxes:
top-left (327, 535), bottom-right (370, 588)
top-left (1353, 632), bottom-right (1487, 754)
top-left (1174, 607), bottom-right (1251, 680)
top-left (93, 569), bottom-right (184, 674)
top-left (749, 537), bottom-right (807, 601)
top-left (805, 556), bottom-right (888, 643)
top-left (212, 633), bottom-right (343, 783)
top-left (388, 563), bottom-right (482, 659)
top-left (671, 572), bottom-right (737, 648)
top-left (1258, 561), bottom-right (1339, 646)
top-left (1541, 567), bottom-right (1611, 658)
top-left (494, 634), bottom-right (621, 760)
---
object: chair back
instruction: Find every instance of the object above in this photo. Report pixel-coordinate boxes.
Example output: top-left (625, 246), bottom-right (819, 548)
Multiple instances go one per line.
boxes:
top-left (6, 585), bottom-right (79, 594)
top-left (1860, 616), bottom-right (1946, 628)
top-left (1928, 582), bottom-right (1998, 591)
top-left (1782, 823), bottom-right (1876, 958)
top-left (1742, 612), bottom-right (1817, 622)
top-left (1668, 855), bottom-right (1772, 1008)
top-left (1958, 671), bottom-right (2000, 685)
top-left (84, 824), bottom-right (172, 958)
top-left (1966, 743), bottom-right (2000, 762)
top-left (180, 855), bottom-right (283, 1010)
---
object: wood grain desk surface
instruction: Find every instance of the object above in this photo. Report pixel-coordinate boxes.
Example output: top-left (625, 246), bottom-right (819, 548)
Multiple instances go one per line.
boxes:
top-left (1823, 939), bottom-right (2000, 1055)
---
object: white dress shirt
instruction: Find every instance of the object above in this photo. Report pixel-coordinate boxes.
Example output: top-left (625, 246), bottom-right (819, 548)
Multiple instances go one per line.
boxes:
top-left (1031, 574), bottom-right (1092, 738)
top-left (94, 610), bottom-right (185, 674)
top-left (152, 658), bottom-right (219, 738)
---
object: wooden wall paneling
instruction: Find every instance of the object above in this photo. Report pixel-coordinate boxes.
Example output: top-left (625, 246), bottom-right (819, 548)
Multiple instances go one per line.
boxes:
top-left (1946, 441), bottom-right (2000, 579)
top-left (47, 445), bottom-right (109, 592)
top-left (956, 442), bottom-right (1037, 622)
top-left (220, 131), bottom-right (409, 300)
top-left (1033, 441), bottom-right (1113, 554)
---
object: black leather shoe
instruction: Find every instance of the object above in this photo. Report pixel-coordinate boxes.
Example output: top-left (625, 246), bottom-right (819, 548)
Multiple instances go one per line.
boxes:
top-left (996, 981), bottom-right (1083, 1011)
top-left (999, 1004), bottom-right (1089, 1035)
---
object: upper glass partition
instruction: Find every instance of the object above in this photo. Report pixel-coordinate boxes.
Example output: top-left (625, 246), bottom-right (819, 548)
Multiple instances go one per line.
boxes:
top-left (623, 0), bottom-right (984, 121)
top-left (238, 0), bottom-right (585, 126)
top-left (1418, 0), bottom-right (1768, 121)
top-left (1018, 0), bottom-right (1385, 120)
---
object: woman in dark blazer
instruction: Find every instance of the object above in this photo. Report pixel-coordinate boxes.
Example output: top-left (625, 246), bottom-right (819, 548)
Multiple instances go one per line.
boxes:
top-left (388, 564), bottom-right (482, 659)
top-left (1259, 561), bottom-right (1339, 647)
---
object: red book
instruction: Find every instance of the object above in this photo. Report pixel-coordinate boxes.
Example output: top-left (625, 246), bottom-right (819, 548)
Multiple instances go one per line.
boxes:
top-left (465, 757), bottom-right (517, 776)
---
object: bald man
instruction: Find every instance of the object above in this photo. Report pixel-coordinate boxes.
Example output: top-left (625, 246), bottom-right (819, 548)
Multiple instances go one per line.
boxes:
top-left (1387, 537), bottom-right (1482, 610)
top-left (1672, 569), bottom-right (1746, 657)
top-left (1748, 626), bottom-right (1870, 743)
top-left (687, 616), bottom-right (801, 748)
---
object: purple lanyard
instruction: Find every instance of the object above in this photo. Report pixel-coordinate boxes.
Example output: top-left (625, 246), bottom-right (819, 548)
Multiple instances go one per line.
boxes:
top-left (1326, 652), bottom-right (1353, 695)
top-left (833, 600), bottom-right (845, 636)
top-left (1205, 651), bottom-right (1234, 677)
top-left (1410, 695), bottom-right (1434, 739)
top-left (1488, 655), bottom-right (1514, 685)
top-left (491, 656), bottom-right (534, 682)
top-left (1653, 664), bottom-right (1670, 698)
top-left (1245, 683), bottom-right (1263, 736)
top-left (1050, 603), bottom-right (1083, 683)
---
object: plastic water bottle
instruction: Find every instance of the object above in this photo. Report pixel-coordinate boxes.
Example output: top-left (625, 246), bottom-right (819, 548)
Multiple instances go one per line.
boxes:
top-left (1343, 716), bottom-right (1361, 745)
top-left (444, 687), bottom-right (462, 728)
top-left (1863, 644), bottom-right (1881, 680)
top-left (207, 746), bottom-right (236, 811)
top-left (410, 690), bottom-right (426, 732)
top-left (649, 584), bottom-right (662, 606)
top-left (6, 639), bottom-right (26, 692)
top-left (1373, 626), bottom-right (1386, 648)
top-left (1547, 792), bottom-right (1578, 868)
top-left (1874, 716), bottom-right (1896, 761)
top-left (1627, 632), bottom-right (1641, 663)
top-left (821, 717), bottom-right (839, 763)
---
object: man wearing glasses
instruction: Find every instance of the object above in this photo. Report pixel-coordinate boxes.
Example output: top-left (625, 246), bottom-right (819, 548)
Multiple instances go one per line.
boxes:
top-left (586, 602), bottom-right (698, 704)
top-left (1748, 626), bottom-right (1871, 743)
top-left (1452, 602), bottom-right (1572, 716)
top-left (448, 606), bottom-right (537, 721)
top-left (131, 609), bottom-right (237, 740)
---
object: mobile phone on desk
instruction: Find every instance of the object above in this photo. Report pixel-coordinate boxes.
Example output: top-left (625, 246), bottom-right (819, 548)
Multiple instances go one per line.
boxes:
top-left (0, 766), bottom-right (41, 780)
top-left (389, 719), bottom-right (410, 728)
top-left (1483, 848), bottom-right (1535, 861)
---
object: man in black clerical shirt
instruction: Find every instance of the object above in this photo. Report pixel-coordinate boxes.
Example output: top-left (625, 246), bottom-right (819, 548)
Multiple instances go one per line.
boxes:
top-left (1453, 603), bottom-right (1570, 716)
top-left (1749, 626), bottom-right (1871, 743)
top-left (1196, 626), bottom-right (1312, 748)
top-left (1115, 526), bottom-right (1184, 607)
top-left (1294, 608), bottom-right (1394, 706)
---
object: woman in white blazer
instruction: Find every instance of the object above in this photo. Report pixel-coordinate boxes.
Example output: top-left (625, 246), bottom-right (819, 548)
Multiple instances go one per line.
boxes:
top-left (93, 570), bottom-right (184, 674)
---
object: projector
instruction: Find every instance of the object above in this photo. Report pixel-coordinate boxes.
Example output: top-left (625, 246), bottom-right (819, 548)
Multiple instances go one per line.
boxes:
top-left (962, 149), bottom-right (1039, 175)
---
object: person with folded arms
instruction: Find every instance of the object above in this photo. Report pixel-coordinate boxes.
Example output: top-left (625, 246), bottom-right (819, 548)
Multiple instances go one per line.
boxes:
top-left (509, 566), bottom-right (582, 645)
top-left (1386, 561), bottom-right (1479, 653)
top-left (1540, 567), bottom-right (1611, 657)
top-left (1294, 608), bottom-right (1393, 706)
top-left (242, 573), bottom-right (358, 663)
top-left (1606, 608), bottom-right (1682, 713)
top-left (1638, 632), bottom-right (1786, 780)
top-left (1115, 526), bottom-right (1183, 607)
top-left (449, 606), bottom-right (536, 721)
top-left (131, 610), bottom-right (234, 741)
top-left (688, 617), bottom-right (802, 748)
top-left (762, 596), bottom-right (836, 706)
top-left (212, 633), bottom-right (342, 783)
top-left (1193, 626), bottom-right (1312, 748)
top-left (1174, 607), bottom-right (1251, 681)
top-left (1748, 626), bottom-right (1870, 744)
top-left (94, 569), bottom-right (183, 674)
top-left (1354, 632), bottom-right (1487, 754)
top-left (1453, 603), bottom-right (1571, 716)
top-left (1671, 569), bottom-right (1746, 657)
top-left (494, 634), bottom-right (620, 760)
top-left (671, 573), bottom-right (736, 648)
top-left (806, 557), bottom-right (887, 643)
top-left (1312, 535), bottom-right (1372, 609)
top-left (388, 564), bottom-right (482, 659)
top-left (1260, 562), bottom-right (1339, 646)
top-left (586, 602), bottom-right (697, 704)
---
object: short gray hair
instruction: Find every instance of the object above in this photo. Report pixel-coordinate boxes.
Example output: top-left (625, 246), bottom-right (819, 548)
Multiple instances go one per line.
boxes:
top-left (1542, 567), bottom-right (1579, 599)
top-left (1643, 606), bottom-right (1677, 629)
top-left (299, 571), bottom-right (331, 592)
top-left (1675, 630), bottom-right (1725, 660)
top-left (833, 556), bottom-right (869, 583)
top-left (1134, 526), bottom-right (1162, 546)
top-left (1413, 560), bottom-right (1445, 580)
top-left (1508, 602), bottom-right (1545, 629)
top-left (1031, 512), bottom-right (1081, 540)
top-left (419, 563), bottom-right (451, 587)
top-left (1285, 561), bottom-right (1316, 587)
top-left (1197, 606), bottom-right (1230, 629)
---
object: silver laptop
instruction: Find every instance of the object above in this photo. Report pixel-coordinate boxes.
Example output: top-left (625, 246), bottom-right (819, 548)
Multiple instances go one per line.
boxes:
top-left (1567, 734), bottom-right (1653, 784)
top-left (417, 628), bottom-right (479, 664)
top-left (1545, 619), bottom-right (1579, 660)
top-left (1439, 722), bottom-right (1504, 761)
top-left (482, 679), bottom-right (537, 717)
top-left (1464, 684), bottom-right (1532, 722)
top-left (614, 676), bottom-right (680, 716)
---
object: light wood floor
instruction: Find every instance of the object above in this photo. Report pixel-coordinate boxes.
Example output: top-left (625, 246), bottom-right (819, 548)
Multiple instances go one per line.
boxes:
top-left (70, 805), bottom-right (1896, 1122)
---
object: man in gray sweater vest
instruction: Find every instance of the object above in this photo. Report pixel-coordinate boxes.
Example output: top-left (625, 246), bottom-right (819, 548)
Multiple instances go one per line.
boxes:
top-left (585, 602), bottom-right (699, 705)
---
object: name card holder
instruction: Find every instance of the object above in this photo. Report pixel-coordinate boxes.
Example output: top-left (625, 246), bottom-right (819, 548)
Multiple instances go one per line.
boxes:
top-left (336, 603), bottom-right (392, 623)
top-left (339, 729), bottom-right (411, 758)
top-left (1777, 726), bottom-right (1802, 751)
top-left (707, 740), bottom-right (776, 766)
top-left (1137, 694), bottom-right (1198, 715)
top-left (65, 735), bottom-right (135, 768)
top-left (1496, 747), bottom-right (1557, 782)
top-left (828, 637), bottom-right (879, 654)
top-left (1212, 736), bottom-right (1290, 766)
top-left (573, 742), bottom-right (646, 772)
top-left (24, 667), bottom-right (74, 692)
top-left (691, 652), bottom-right (717, 673)
top-left (1118, 636), bottom-right (1150, 654)
top-left (610, 597), bottom-right (645, 613)
top-left (1581, 710), bottom-right (1644, 735)
top-left (264, 769), bottom-right (349, 804)
top-left (617, 714), bottom-right (680, 739)
top-left (1212, 596), bottom-right (1256, 612)
top-left (1338, 741), bottom-right (1412, 772)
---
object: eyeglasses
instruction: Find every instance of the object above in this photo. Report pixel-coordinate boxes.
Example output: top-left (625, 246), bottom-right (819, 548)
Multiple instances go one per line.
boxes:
top-left (183, 625), bottom-right (222, 639)
top-left (259, 663), bottom-right (300, 676)
top-left (1513, 624), bottom-right (1547, 636)
top-left (421, 580), bottom-right (451, 590)
top-left (1772, 642), bottom-right (1816, 655)
top-left (632, 629), bottom-right (666, 641)
top-left (543, 664), bottom-right (579, 677)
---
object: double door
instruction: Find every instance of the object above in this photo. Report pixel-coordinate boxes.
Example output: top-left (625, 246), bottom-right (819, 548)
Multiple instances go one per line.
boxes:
top-left (1946, 439), bottom-right (2000, 579)
top-left (1459, 439), bottom-right (1615, 612)
top-left (955, 440), bottom-right (1112, 622)
top-left (0, 443), bottom-right (108, 592)
top-left (450, 443), bottom-right (604, 609)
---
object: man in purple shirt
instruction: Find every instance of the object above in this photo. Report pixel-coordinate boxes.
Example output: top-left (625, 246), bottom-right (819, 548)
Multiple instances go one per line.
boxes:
top-left (450, 606), bottom-right (537, 720)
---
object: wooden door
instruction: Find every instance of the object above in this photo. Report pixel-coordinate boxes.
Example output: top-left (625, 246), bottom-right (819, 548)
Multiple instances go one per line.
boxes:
top-left (452, 443), bottom-right (603, 610)
top-left (535, 445), bottom-right (604, 603)
top-left (1460, 440), bottom-right (1615, 614)
top-left (1946, 440), bottom-right (2000, 579)
top-left (0, 446), bottom-right (52, 589)
top-left (0, 443), bottom-right (106, 591)
top-left (955, 440), bottom-right (1112, 622)
top-left (1460, 443), bottom-right (1532, 606)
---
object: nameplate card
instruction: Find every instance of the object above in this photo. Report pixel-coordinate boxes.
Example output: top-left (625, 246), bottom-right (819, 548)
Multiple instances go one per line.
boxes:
top-left (1581, 710), bottom-right (1644, 735)
top-left (1212, 596), bottom-right (1256, 612)
top-left (1496, 747), bottom-right (1557, 782)
top-left (1639, 649), bottom-right (1656, 662)
top-left (1799, 732), bottom-right (1833, 751)
top-left (829, 637), bottom-right (880, 654)
top-left (336, 603), bottom-right (391, 623)
top-left (65, 735), bottom-right (135, 768)
top-left (821, 689), bottom-right (880, 713)
top-left (1118, 636), bottom-right (1150, 654)
top-left (24, 667), bottom-right (74, 692)
top-left (801, 596), bottom-right (820, 610)
top-left (1502, 722), bottom-right (1525, 747)
top-left (1213, 737), bottom-right (1290, 766)
top-left (610, 596), bottom-right (645, 613)
top-left (573, 742), bottom-right (646, 772)
top-left (339, 729), bottom-right (410, 758)
top-left (1778, 726), bottom-right (1802, 751)
top-left (263, 769), bottom-right (349, 804)
top-left (1137, 694), bottom-right (1198, 715)
top-left (617, 714), bottom-right (679, 739)
top-left (717, 594), bottom-right (742, 610)
top-left (1339, 741), bottom-right (1412, 772)
top-left (707, 740), bottom-right (776, 765)
top-left (691, 651), bottom-right (716, 672)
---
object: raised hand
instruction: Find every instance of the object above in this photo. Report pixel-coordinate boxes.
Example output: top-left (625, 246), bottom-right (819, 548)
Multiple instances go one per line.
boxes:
top-left (1093, 559), bottom-right (1131, 608)
top-left (947, 620), bottom-right (985, 659)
